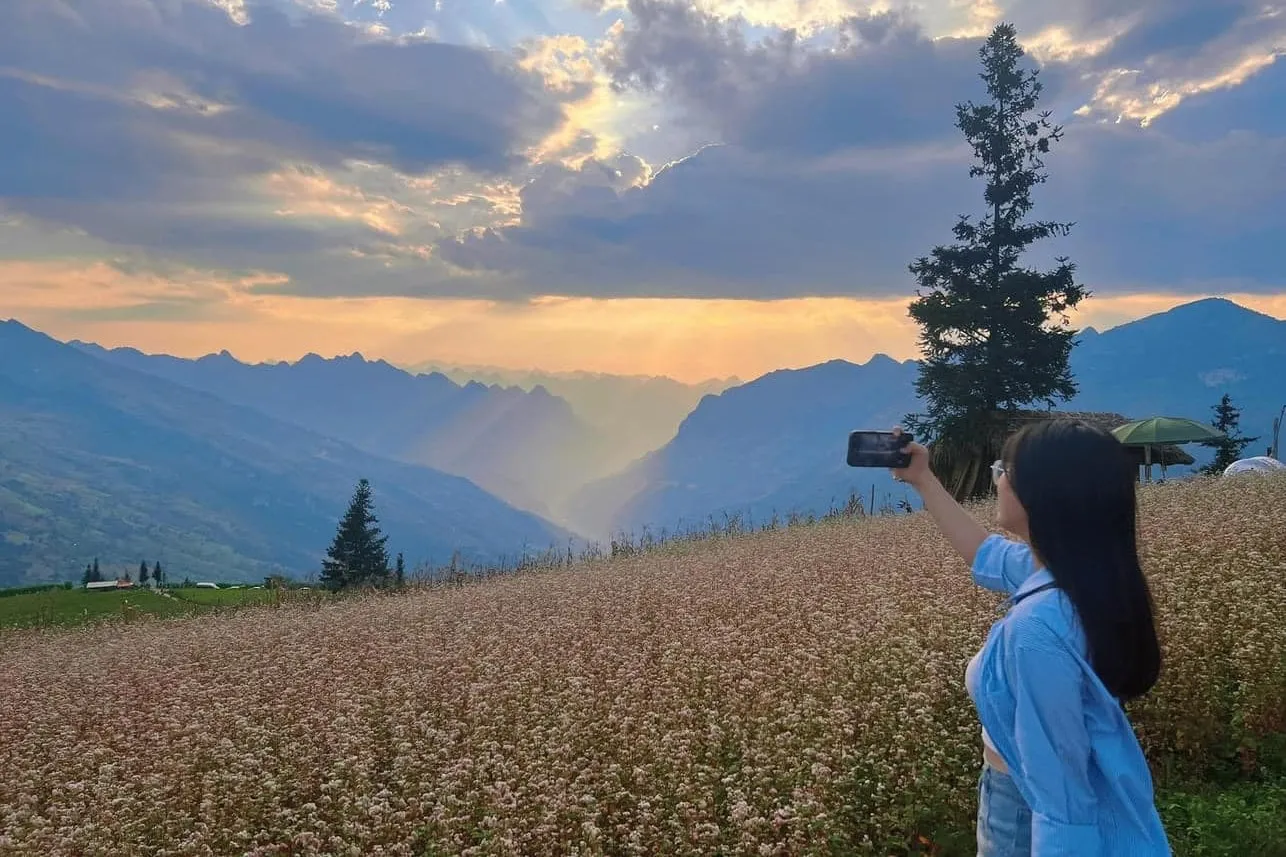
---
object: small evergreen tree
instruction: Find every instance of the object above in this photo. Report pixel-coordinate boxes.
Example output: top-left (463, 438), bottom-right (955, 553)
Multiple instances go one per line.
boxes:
top-left (395, 552), bottom-right (405, 588)
top-left (905, 22), bottom-right (1087, 500)
top-left (91, 558), bottom-right (102, 583)
top-left (82, 563), bottom-right (93, 586)
top-left (1200, 394), bottom-right (1258, 474)
top-left (153, 561), bottom-right (164, 587)
top-left (138, 560), bottom-right (150, 586)
top-left (320, 478), bottom-right (390, 591)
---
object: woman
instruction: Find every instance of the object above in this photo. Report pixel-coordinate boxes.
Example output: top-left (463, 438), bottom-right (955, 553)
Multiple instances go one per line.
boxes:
top-left (890, 420), bottom-right (1171, 856)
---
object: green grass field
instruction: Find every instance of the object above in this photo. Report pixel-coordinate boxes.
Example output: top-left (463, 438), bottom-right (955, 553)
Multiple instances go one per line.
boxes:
top-left (0, 587), bottom-right (194, 628)
top-left (166, 586), bottom-right (277, 607)
top-left (0, 585), bottom-right (314, 629)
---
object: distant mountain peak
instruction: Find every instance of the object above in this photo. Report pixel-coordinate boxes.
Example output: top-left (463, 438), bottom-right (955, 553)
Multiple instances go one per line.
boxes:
top-left (1133, 296), bottom-right (1279, 326)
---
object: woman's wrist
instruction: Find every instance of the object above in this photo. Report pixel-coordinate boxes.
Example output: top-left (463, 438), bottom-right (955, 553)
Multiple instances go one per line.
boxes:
top-left (906, 472), bottom-right (940, 494)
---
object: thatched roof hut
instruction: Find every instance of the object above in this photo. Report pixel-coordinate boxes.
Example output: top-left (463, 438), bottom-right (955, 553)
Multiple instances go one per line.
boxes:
top-left (932, 409), bottom-right (1195, 500)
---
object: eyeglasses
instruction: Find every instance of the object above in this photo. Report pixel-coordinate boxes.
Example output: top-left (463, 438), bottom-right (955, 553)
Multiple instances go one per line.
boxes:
top-left (990, 460), bottom-right (1007, 484)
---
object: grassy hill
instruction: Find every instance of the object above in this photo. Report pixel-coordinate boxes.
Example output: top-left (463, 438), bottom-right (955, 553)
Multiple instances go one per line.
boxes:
top-left (0, 474), bottom-right (1282, 854)
top-left (0, 585), bottom-right (315, 629)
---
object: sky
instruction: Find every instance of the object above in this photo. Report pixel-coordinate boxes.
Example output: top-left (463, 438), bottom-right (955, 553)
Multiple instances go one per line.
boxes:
top-left (2, 0), bottom-right (1284, 383)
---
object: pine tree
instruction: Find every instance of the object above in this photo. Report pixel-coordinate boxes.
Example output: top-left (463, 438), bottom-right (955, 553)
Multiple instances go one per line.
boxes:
top-left (905, 22), bottom-right (1088, 500)
top-left (320, 478), bottom-right (390, 591)
top-left (395, 552), bottom-right (406, 588)
top-left (1200, 394), bottom-right (1258, 475)
top-left (91, 558), bottom-right (102, 583)
top-left (82, 563), bottom-right (93, 586)
top-left (138, 560), bottom-right (149, 586)
top-left (153, 561), bottom-right (164, 588)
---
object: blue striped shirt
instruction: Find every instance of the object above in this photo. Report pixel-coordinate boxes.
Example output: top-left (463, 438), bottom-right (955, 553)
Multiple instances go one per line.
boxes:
top-left (966, 534), bottom-right (1172, 856)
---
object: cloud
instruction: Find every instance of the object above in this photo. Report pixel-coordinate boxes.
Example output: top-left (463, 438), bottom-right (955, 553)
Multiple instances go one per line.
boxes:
top-left (603, 0), bottom-right (1284, 133)
top-left (429, 0), bottom-right (1283, 299)
top-left (999, 0), bottom-right (1285, 124)
top-left (0, 0), bottom-right (580, 274)
top-left (1, 0), bottom-right (1283, 308)
top-left (601, 3), bottom-right (1012, 156)
top-left (438, 143), bottom-right (983, 298)
top-left (438, 127), bottom-right (1286, 299)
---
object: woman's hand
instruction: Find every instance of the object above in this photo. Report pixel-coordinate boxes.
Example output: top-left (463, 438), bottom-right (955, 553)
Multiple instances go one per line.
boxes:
top-left (890, 427), bottom-right (933, 490)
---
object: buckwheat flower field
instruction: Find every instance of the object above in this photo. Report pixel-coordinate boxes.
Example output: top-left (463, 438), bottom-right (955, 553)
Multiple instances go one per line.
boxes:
top-left (2, 476), bottom-right (1283, 856)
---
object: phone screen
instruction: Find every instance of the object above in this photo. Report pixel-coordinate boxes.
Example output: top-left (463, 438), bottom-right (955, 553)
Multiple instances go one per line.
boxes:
top-left (846, 431), bottom-right (911, 468)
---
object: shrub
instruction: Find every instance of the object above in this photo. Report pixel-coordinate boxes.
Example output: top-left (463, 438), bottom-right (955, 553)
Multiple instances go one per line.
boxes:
top-left (0, 583), bottom-right (74, 599)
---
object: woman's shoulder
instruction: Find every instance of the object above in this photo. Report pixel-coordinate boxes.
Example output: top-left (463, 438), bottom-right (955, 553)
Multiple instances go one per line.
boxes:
top-left (1003, 587), bottom-right (1086, 655)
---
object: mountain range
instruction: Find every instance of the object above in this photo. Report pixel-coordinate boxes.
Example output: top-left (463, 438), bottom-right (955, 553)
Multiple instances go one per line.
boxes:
top-left (572, 298), bottom-right (1285, 539)
top-left (1, 297), bottom-right (1280, 587)
top-left (72, 344), bottom-right (624, 529)
top-left (0, 322), bottom-right (568, 587)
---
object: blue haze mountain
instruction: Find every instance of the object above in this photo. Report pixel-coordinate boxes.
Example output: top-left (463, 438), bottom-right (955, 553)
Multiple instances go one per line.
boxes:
top-left (0, 321), bottom-right (568, 587)
top-left (71, 343), bottom-right (617, 527)
top-left (573, 299), bottom-right (1285, 539)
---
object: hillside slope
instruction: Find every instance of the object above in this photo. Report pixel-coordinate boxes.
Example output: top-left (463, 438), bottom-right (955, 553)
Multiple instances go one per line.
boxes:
top-left (568, 355), bottom-right (922, 538)
top-left (578, 298), bottom-right (1285, 537)
top-left (73, 344), bottom-right (614, 525)
top-left (1066, 297), bottom-right (1285, 447)
top-left (0, 322), bottom-right (568, 586)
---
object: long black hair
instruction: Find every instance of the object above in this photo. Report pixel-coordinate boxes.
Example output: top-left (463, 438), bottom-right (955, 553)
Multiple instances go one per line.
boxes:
top-left (1002, 418), bottom-right (1161, 701)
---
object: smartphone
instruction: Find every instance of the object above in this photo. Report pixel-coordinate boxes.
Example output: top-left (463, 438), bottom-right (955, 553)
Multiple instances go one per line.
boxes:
top-left (846, 430), bottom-right (913, 469)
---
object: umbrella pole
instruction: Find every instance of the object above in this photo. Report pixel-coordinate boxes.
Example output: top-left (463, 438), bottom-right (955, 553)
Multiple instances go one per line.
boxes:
top-left (1146, 445), bottom-right (1152, 483)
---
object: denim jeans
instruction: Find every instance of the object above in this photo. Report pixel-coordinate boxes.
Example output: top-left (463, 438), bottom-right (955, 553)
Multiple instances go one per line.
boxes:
top-left (977, 762), bottom-right (1033, 857)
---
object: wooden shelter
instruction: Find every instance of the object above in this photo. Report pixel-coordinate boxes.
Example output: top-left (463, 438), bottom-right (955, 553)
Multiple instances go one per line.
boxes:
top-left (932, 409), bottom-right (1195, 500)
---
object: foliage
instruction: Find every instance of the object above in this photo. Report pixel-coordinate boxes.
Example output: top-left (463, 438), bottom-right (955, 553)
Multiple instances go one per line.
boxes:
top-left (905, 22), bottom-right (1087, 499)
top-left (320, 478), bottom-right (391, 591)
top-left (0, 475), bottom-right (1281, 853)
top-left (81, 558), bottom-right (104, 585)
top-left (1200, 394), bottom-right (1259, 475)
top-left (0, 583), bottom-right (72, 599)
top-left (1159, 774), bottom-right (1286, 857)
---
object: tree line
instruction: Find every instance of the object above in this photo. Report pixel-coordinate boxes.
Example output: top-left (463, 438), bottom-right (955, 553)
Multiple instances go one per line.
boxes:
top-left (80, 558), bottom-right (175, 587)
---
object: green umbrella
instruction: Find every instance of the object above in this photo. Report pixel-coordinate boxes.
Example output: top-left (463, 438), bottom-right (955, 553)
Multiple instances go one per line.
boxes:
top-left (1110, 417), bottom-right (1225, 483)
top-left (1110, 416), bottom-right (1225, 445)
